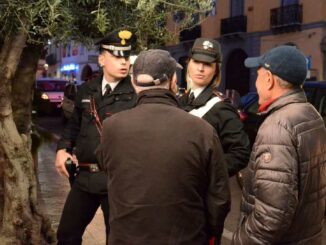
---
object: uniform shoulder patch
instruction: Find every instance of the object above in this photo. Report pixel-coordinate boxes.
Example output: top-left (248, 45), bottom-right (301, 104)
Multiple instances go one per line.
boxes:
top-left (212, 90), bottom-right (227, 101)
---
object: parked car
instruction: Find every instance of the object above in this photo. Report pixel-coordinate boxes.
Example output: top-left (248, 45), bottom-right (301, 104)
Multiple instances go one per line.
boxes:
top-left (33, 77), bottom-right (68, 115)
top-left (240, 81), bottom-right (326, 147)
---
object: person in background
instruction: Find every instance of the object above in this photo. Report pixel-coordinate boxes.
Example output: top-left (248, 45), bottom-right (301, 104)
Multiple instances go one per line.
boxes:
top-left (178, 38), bottom-right (250, 177)
top-left (233, 45), bottom-right (326, 244)
top-left (55, 29), bottom-right (137, 245)
top-left (96, 49), bottom-right (231, 245)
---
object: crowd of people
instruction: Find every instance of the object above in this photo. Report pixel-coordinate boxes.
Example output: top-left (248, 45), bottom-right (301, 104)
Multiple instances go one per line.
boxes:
top-left (54, 28), bottom-right (326, 245)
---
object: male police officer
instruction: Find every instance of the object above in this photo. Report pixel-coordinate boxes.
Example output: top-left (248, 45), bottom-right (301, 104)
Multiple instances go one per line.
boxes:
top-left (55, 29), bottom-right (137, 245)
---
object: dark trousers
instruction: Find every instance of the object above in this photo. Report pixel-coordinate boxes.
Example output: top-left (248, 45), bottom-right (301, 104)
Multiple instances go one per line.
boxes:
top-left (57, 185), bottom-right (109, 245)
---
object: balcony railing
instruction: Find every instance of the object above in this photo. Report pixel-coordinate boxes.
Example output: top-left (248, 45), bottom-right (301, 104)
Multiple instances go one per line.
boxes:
top-left (270, 4), bottom-right (302, 33)
top-left (220, 15), bottom-right (247, 35)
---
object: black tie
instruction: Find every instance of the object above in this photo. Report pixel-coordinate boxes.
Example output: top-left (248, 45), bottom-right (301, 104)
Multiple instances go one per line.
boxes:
top-left (104, 84), bottom-right (111, 96)
top-left (188, 92), bottom-right (195, 105)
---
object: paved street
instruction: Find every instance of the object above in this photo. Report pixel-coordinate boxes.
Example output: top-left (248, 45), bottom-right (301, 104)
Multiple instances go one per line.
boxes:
top-left (36, 115), bottom-right (325, 244)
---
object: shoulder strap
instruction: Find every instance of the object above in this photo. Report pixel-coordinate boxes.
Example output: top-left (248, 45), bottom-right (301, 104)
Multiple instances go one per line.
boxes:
top-left (89, 97), bottom-right (103, 136)
top-left (189, 96), bottom-right (222, 118)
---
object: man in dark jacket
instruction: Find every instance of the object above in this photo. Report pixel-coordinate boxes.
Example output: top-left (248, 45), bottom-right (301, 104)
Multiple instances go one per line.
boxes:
top-left (55, 29), bottom-right (137, 244)
top-left (96, 49), bottom-right (231, 245)
top-left (232, 45), bottom-right (326, 244)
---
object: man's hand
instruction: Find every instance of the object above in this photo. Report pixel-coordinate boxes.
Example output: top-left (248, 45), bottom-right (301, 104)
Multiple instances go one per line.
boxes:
top-left (55, 149), bottom-right (73, 177)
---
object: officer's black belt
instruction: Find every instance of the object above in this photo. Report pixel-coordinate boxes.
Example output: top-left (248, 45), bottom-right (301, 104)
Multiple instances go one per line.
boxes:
top-left (78, 163), bottom-right (100, 173)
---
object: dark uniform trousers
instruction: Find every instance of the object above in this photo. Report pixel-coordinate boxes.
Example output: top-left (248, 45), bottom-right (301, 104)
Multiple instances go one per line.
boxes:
top-left (56, 76), bottom-right (136, 245)
top-left (57, 186), bottom-right (109, 245)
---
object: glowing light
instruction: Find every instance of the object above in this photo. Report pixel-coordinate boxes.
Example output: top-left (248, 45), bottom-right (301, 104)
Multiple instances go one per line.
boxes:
top-left (41, 93), bottom-right (49, 100)
top-left (60, 64), bottom-right (79, 71)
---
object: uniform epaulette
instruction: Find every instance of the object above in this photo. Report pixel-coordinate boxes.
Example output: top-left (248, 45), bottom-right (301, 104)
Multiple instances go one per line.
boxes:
top-left (212, 90), bottom-right (229, 102)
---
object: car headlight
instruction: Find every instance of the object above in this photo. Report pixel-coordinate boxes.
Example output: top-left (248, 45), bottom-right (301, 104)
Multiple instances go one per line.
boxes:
top-left (41, 93), bottom-right (49, 100)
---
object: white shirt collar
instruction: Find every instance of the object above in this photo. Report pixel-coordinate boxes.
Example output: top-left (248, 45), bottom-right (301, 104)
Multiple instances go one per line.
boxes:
top-left (189, 87), bottom-right (205, 98)
top-left (101, 77), bottom-right (120, 95)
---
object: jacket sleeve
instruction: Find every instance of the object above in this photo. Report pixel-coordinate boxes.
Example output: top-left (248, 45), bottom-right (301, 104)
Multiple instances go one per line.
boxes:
top-left (208, 102), bottom-right (250, 176)
top-left (206, 131), bottom-right (231, 242)
top-left (56, 85), bottom-right (84, 151)
top-left (232, 123), bottom-right (299, 244)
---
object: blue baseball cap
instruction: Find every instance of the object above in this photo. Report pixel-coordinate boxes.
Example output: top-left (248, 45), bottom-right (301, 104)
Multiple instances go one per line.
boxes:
top-left (245, 45), bottom-right (307, 86)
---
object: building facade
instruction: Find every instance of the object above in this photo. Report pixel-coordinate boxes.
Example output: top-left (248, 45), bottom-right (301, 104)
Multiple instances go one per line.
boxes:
top-left (167, 0), bottom-right (326, 95)
top-left (46, 41), bottom-right (100, 85)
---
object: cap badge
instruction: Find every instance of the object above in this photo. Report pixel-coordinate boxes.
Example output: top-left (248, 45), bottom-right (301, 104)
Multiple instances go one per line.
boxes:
top-left (118, 30), bottom-right (132, 45)
top-left (264, 63), bottom-right (270, 68)
top-left (202, 40), bottom-right (213, 50)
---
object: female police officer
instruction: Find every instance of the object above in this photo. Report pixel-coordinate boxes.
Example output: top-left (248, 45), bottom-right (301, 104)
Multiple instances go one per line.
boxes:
top-left (178, 38), bottom-right (250, 177)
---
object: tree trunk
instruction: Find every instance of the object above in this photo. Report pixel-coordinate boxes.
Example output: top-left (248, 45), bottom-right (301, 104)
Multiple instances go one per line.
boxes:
top-left (12, 43), bottom-right (44, 172)
top-left (0, 31), bottom-right (55, 244)
top-left (12, 44), bottom-right (42, 135)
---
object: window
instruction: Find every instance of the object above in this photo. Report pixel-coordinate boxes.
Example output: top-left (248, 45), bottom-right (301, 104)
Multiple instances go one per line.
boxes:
top-left (207, 0), bottom-right (217, 17)
top-left (281, 0), bottom-right (298, 6)
top-left (231, 0), bottom-right (244, 16)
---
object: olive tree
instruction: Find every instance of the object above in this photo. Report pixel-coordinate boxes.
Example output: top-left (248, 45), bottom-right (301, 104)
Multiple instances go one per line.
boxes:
top-left (0, 0), bottom-right (212, 243)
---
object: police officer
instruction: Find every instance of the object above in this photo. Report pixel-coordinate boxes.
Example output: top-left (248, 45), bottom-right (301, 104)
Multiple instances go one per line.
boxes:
top-left (55, 29), bottom-right (137, 245)
top-left (178, 38), bottom-right (250, 177)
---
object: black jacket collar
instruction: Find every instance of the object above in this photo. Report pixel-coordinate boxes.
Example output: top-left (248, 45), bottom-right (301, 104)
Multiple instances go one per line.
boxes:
top-left (192, 86), bottom-right (215, 107)
top-left (85, 74), bottom-right (135, 109)
top-left (180, 86), bottom-right (214, 112)
top-left (87, 75), bottom-right (134, 95)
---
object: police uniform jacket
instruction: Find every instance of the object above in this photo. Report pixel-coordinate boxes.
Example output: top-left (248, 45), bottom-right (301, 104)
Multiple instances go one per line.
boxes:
top-left (96, 89), bottom-right (231, 245)
top-left (178, 86), bottom-right (250, 176)
top-left (57, 75), bottom-right (136, 194)
top-left (233, 90), bottom-right (326, 244)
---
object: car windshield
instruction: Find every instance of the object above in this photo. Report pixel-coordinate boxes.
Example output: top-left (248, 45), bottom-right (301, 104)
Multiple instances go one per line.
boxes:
top-left (36, 80), bottom-right (67, 92)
